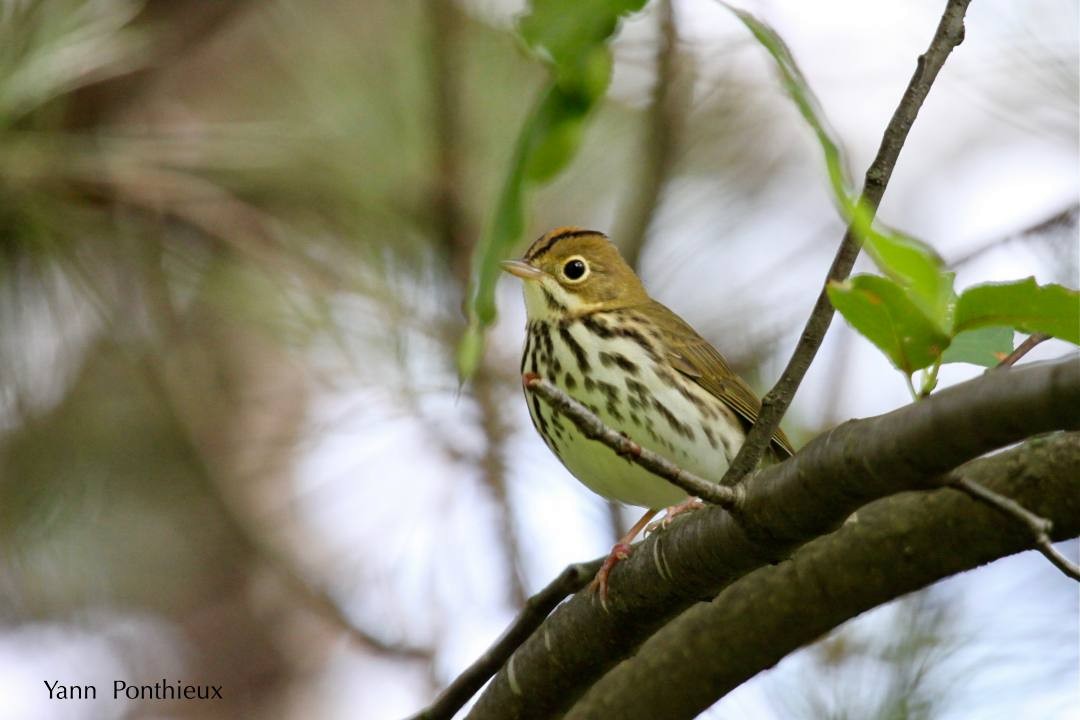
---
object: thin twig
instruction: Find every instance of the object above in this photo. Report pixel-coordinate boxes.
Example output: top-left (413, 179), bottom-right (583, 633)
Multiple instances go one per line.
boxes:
top-left (523, 374), bottom-right (743, 509)
top-left (408, 558), bottom-right (604, 720)
top-left (995, 333), bottom-right (1051, 369)
top-left (949, 475), bottom-right (1080, 581)
top-left (949, 203), bottom-right (1080, 268)
top-left (616, 0), bottom-right (684, 271)
top-left (719, 0), bottom-right (973, 486)
top-left (139, 359), bottom-right (436, 662)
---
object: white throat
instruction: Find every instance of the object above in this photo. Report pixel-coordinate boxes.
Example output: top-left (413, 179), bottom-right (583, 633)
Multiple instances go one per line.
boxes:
top-left (522, 277), bottom-right (600, 321)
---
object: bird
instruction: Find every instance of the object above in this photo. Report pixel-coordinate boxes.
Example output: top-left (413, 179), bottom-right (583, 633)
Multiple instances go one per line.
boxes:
top-left (501, 226), bottom-right (792, 598)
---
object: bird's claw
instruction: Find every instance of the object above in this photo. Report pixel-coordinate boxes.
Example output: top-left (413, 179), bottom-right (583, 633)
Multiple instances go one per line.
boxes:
top-left (645, 497), bottom-right (705, 535)
top-left (589, 541), bottom-right (634, 604)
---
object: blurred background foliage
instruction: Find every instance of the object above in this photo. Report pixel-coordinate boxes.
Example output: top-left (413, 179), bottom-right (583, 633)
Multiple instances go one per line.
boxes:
top-left (0, 1), bottom-right (1076, 718)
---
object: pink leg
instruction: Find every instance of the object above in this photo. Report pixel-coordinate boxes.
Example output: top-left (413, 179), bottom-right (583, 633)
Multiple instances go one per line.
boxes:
top-left (645, 497), bottom-right (705, 535)
top-left (589, 508), bottom-right (659, 602)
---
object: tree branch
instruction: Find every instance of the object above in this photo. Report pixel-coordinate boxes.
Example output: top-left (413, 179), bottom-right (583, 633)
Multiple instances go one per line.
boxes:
top-left (995, 333), bottom-right (1051, 369)
top-left (458, 357), bottom-right (1079, 719)
top-left (408, 558), bottom-right (603, 720)
top-left (949, 475), bottom-right (1080, 581)
top-left (567, 433), bottom-right (1080, 719)
top-left (615, 0), bottom-right (685, 271)
top-left (719, 0), bottom-right (973, 486)
top-left (523, 374), bottom-right (742, 508)
top-left (948, 202), bottom-right (1080, 268)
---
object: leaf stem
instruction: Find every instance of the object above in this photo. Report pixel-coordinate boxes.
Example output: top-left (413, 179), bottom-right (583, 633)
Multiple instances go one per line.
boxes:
top-left (919, 357), bottom-right (942, 398)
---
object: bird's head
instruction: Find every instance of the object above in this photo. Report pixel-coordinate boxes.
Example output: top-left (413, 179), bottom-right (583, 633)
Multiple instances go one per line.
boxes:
top-left (501, 227), bottom-right (648, 321)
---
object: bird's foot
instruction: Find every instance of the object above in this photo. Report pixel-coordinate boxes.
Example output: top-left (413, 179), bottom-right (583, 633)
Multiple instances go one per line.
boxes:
top-left (646, 497), bottom-right (705, 535)
top-left (589, 541), bottom-right (634, 603)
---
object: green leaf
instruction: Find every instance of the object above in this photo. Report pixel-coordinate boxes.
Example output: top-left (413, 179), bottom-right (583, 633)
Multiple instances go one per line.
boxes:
top-left (725, 4), bottom-right (966, 336)
top-left (861, 227), bottom-right (955, 330)
top-left (458, 0), bottom-right (646, 377)
top-left (940, 327), bottom-right (1014, 367)
top-left (522, 89), bottom-right (590, 182)
top-left (828, 275), bottom-right (951, 375)
top-left (456, 323), bottom-right (486, 380)
top-left (519, 1), bottom-right (638, 100)
top-left (955, 278), bottom-right (1080, 344)
top-left (723, 3), bottom-right (852, 209)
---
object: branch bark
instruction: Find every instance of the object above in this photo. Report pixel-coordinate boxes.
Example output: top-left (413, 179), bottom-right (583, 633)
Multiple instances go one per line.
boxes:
top-left (462, 356), bottom-right (1079, 719)
top-left (950, 474), bottom-right (1080, 581)
top-left (567, 432), bottom-right (1080, 719)
top-left (408, 559), bottom-right (603, 720)
top-left (720, 0), bottom-right (973, 485)
top-left (995, 332), bottom-right (1051, 369)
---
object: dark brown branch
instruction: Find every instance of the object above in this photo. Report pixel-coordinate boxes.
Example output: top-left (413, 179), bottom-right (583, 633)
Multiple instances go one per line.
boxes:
top-left (949, 475), bottom-right (1080, 581)
top-left (407, 558), bottom-right (603, 720)
top-left (523, 375), bottom-right (743, 508)
top-left (995, 333), bottom-right (1051, 369)
top-left (719, 0), bottom-right (973, 486)
top-left (461, 357), bottom-right (1079, 719)
top-left (567, 433), bottom-right (1080, 719)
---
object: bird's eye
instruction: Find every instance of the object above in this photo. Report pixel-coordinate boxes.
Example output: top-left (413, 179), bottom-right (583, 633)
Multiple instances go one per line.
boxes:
top-left (562, 257), bottom-right (588, 282)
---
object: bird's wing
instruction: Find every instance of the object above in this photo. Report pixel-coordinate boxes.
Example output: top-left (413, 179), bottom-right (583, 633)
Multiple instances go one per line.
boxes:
top-left (631, 301), bottom-right (794, 458)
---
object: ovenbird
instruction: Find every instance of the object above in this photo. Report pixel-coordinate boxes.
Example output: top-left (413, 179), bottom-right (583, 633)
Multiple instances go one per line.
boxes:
top-left (502, 227), bottom-right (792, 596)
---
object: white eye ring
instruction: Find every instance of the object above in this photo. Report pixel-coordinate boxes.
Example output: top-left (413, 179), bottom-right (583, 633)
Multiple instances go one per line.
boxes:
top-left (561, 256), bottom-right (590, 283)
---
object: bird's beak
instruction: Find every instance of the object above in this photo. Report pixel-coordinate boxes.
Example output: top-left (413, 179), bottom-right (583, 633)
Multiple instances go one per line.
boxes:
top-left (500, 260), bottom-right (544, 280)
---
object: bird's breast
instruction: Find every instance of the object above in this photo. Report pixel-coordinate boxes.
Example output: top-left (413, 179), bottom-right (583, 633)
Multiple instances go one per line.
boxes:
top-left (521, 314), bottom-right (745, 509)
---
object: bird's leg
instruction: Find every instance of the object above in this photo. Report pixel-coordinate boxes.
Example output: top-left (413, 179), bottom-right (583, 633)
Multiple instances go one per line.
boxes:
top-left (590, 508), bottom-right (659, 602)
top-left (645, 497), bottom-right (705, 535)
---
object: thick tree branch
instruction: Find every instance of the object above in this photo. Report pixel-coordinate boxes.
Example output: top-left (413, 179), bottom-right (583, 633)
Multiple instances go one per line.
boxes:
top-left (460, 357), bottom-right (1079, 719)
top-left (720, 0), bottom-right (973, 485)
top-left (568, 433), bottom-right (1080, 719)
top-left (523, 374), bottom-right (742, 508)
